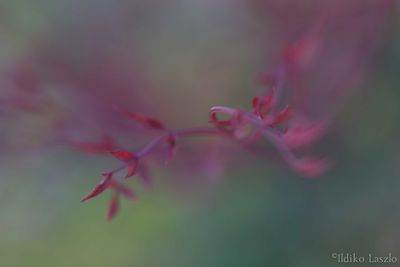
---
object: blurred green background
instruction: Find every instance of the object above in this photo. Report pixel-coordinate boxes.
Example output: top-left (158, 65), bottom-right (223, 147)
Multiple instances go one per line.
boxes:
top-left (0, 1), bottom-right (399, 266)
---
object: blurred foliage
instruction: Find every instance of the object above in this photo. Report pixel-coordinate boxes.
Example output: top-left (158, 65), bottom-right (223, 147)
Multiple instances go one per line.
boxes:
top-left (0, 1), bottom-right (399, 267)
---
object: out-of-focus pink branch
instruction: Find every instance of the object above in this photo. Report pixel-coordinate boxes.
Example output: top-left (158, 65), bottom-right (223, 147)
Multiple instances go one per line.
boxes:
top-left (79, 42), bottom-right (331, 219)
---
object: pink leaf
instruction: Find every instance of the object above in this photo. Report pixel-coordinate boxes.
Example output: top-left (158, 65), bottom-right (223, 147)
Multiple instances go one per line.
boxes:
top-left (107, 195), bottom-right (119, 221)
top-left (253, 90), bottom-right (274, 117)
top-left (283, 122), bottom-right (326, 149)
top-left (269, 105), bottom-right (290, 126)
top-left (283, 23), bottom-right (323, 69)
top-left (111, 150), bottom-right (135, 161)
top-left (72, 135), bottom-right (115, 154)
top-left (292, 157), bottom-right (329, 178)
top-left (117, 185), bottom-right (136, 201)
top-left (114, 106), bottom-right (164, 129)
top-left (251, 96), bottom-right (259, 110)
top-left (125, 162), bottom-right (138, 179)
top-left (81, 174), bottom-right (112, 202)
top-left (108, 179), bottom-right (137, 201)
